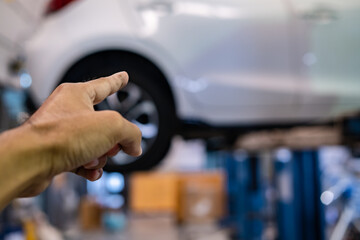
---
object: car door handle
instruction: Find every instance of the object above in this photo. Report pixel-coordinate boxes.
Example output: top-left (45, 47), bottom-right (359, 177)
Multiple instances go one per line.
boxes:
top-left (302, 7), bottom-right (338, 24)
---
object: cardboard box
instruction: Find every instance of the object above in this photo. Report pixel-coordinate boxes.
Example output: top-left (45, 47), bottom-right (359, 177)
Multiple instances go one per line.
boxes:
top-left (129, 171), bottom-right (225, 223)
top-left (79, 197), bottom-right (102, 230)
top-left (178, 172), bottom-right (225, 223)
top-left (129, 172), bottom-right (179, 214)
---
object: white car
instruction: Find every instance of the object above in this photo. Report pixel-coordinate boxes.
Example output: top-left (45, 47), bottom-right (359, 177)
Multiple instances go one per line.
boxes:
top-left (25, 0), bottom-right (360, 172)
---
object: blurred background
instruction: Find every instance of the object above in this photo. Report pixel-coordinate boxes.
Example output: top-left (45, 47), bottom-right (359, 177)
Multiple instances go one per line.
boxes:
top-left (0, 0), bottom-right (360, 239)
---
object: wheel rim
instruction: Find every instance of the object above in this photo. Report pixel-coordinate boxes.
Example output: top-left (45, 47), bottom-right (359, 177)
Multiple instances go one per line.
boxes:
top-left (96, 82), bottom-right (159, 165)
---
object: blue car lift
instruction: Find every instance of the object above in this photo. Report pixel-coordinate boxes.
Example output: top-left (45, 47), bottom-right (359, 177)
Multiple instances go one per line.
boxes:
top-left (275, 149), bottom-right (325, 240)
top-left (224, 148), bottom-right (325, 240)
top-left (221, 121), bottom-right (354, 240)
top-left (225, 150), bottom-right (264, 240)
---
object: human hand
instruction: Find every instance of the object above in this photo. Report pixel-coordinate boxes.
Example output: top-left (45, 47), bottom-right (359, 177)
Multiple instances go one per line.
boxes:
top-left (18, 72), bottom-right (142, 196)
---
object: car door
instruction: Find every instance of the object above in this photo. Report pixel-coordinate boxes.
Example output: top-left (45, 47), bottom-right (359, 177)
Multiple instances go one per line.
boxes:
top-left (133, 0), bottom-right (297, 124)
top-left (288, 0), bottom-right (360, 118)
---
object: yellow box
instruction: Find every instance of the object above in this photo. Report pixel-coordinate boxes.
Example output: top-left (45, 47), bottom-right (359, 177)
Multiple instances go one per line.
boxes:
top-left (129, 171), bottom-right (225, 222)
top-left (178, 171), bottom-right (225, 222)
top-left (130, 172), bottom-right (179, 214)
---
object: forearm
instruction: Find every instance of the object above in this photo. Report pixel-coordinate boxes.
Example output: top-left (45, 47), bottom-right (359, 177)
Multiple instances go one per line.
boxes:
top-left (0, 124), bottom-right (48, 210)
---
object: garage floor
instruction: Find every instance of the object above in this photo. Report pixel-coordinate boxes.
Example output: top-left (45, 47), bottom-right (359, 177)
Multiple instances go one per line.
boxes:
top-left (65, 215), bottom-right (229, 240)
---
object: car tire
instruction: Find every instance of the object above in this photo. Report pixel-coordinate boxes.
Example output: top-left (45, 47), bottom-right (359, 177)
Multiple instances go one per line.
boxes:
top-left (60, 51), bottom-right (176, 172)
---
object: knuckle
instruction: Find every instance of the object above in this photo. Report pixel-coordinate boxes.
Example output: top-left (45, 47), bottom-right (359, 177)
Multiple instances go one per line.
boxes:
top-left (103, 110), bottom-right (124, 126)
top-left (84, 82), bottom-right (97, 101)
top-left (109, 110), bottom-right (123, 121)
top-left (57, 82), bottom-right (72, 90)
top-left (56, 82), bottom-right (77, 93)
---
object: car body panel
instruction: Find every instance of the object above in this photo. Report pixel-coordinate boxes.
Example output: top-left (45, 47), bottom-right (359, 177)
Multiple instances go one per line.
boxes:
top-left (26, 0), bottom-right (181, 106)
top-left (125, 0), bottom-right (303, 124)
top-left (287, 0), bottom-right (360, 117)
top-left (25, 0), bottom-right (360, 126)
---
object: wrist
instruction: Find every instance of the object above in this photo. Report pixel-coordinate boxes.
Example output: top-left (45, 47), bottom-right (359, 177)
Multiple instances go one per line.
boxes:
top-left (0, 124), bottom-right (50, 208)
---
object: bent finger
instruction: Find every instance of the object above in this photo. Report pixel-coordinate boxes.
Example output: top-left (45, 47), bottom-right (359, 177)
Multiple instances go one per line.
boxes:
top-left (83, 156), bottom-right (107, 170)
top-left (74, 167), bottom-right (103, 182)
top-left (83, 159), bottom-right (99, 169)
top-left (106, 144), bottom-right (121, 157)
top-left (98, 111), bottom-right (142, 157)
top-left (115, 119), bottom-right (142, 156)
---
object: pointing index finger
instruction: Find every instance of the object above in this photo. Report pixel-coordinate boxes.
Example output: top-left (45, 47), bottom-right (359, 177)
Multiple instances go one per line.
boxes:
top-left (86, 72), bottom-right (129, 105)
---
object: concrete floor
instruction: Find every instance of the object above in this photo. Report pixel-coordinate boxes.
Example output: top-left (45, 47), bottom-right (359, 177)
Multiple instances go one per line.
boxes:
top-left (65, 215), bottom-right (229, 240)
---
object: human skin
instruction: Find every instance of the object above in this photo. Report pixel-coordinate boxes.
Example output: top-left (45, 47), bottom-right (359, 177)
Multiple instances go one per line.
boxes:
top-left (0, 72), bottom-right (142, 210)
